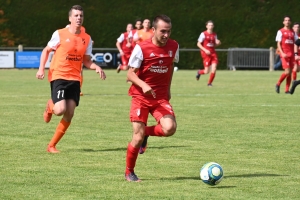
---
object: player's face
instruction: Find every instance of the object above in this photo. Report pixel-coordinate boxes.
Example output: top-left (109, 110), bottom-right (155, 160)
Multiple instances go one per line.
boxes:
top-left (206, 22), bottom-right (214, 31)
top-left (126, 24), bottom-right (133, 32)
top-left (283, 17), bottom-right (291, 27)
top-left (143, 19), bottom-right (151, 29)
top-left (293, 24), bottom-right (299, 33)
top-left (135, 21), bottom-right (142, 30)
top-left (153, 20), bottom-right (171, 46)
top-left (69, 9), bottom-right (84, 27)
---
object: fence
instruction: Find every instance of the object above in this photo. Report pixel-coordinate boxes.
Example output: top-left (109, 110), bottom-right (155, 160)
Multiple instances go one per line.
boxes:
top-left (0, 47), bottom-right (275, 70)
top-left (227, 47), bottom-right (275, 71)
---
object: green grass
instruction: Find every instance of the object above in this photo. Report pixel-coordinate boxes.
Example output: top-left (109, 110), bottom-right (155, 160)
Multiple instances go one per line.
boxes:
top-left (1, 69), bottom-right (300, 199)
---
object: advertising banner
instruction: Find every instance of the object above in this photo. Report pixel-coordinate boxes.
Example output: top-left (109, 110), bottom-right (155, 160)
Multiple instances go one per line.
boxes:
top-left (0, 51), bottom-right (14, 68)
top-left (16, 51), bottom-right (41, 68)
top-left (90, 51), bottom-right (121, 69)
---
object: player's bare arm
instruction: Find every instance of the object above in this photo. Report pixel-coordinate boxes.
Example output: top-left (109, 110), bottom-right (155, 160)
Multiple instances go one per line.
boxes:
top-left (197, 41), bottom-right (210, 55)
top-left (116, 41), bottom-right (124, 56)
top-left (83, 55), bottom-right (106, 80)
top-left (36, 46), bottom-right (52, 80)
top-left (215, 39), bottom-right (221, 46)
top-left (127, 67), bottom-right (156, 98)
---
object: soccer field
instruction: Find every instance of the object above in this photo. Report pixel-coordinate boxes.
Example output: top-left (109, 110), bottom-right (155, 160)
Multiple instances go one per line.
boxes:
top-left (1, 69), bottom-right (300, 199)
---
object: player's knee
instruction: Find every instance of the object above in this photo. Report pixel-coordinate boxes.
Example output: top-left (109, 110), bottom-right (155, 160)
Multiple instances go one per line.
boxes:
top-left (162, 123), bottom-right (177, 137)
top-left (54, 107), bottom-right (66, 116)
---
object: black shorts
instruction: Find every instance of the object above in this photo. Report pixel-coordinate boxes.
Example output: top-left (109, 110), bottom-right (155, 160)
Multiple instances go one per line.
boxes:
top-left (50, 79), bottom-right (81, 106)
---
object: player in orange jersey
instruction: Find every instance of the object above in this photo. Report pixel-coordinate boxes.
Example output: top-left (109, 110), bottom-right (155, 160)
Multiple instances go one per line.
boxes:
top-left (66, 24), bottom-right (86, 96)
top-left (125, 15), bottom-right (179, 182)
top-left (133, 18), bottom-right (153, 44)
top-left (36, 5), bottom-right (106, 153)
top-left (116, 23), bottom-right (133, 73)
top-left (195, 20), bottom-right (221, 87)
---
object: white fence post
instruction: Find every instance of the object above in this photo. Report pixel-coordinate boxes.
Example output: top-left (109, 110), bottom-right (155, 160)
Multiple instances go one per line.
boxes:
top-left (269, 47), bottom-right (274, 71)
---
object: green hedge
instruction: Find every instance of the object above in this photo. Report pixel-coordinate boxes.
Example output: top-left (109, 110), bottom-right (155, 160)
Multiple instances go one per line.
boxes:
top-left (1, 0), bottom-right (299, 69)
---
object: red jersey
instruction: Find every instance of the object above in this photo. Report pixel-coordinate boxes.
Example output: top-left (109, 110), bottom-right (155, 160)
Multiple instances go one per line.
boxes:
top-left (131, 29), bottom-right (137, 48)
top-left (128, 39), bottom-right (179, 100)
top-left (199, 31), bottom-right (217, 53)
top-left (117, 31), bottom-right (133, 55)
top-left (279, 28), bottom-right (295, 56)
top-left (297, 33), bottom-right (300, 54)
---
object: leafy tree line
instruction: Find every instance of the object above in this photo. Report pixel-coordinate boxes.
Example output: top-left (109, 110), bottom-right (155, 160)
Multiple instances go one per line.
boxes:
top-left (1, 0), bottom-right (299, 69)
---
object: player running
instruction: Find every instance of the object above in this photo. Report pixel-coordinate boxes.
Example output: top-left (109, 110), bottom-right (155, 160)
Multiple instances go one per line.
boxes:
top-left (125, 14), bottom-right (179, 182)
top-left (195, 20), bottom-right (221, 86)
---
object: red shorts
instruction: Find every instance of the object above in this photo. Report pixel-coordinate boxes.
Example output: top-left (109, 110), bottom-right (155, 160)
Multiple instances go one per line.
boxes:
top-left (281, 56), bottom-right (295, 69)
top-left (294, 59), bottom-right (300, 66)
top-left (201, 51), bottom-right (218, 67)
top-left (121, 53), bottom-right (131, 66)
top-left (129, 97), bottom-right (175, 124)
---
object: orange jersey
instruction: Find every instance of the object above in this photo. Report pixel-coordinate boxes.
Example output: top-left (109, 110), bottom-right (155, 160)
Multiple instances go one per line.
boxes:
top-left (48, 28), bottom-right (91, 82)
top-left (135, 29), bottom-right (153, 43)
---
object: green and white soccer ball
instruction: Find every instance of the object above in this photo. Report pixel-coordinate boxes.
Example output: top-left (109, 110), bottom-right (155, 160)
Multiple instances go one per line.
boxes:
top-left (200, 162), bottom-right (224, 186)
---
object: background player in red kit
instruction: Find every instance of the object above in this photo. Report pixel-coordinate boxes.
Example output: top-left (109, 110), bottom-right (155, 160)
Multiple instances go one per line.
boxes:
top-left (292, 22), bottom-right (300, 81)
top-left (124, 14), bottom-right (179, 182)
top-left (128, 19), bottom-right (143, 50)
top-left (275, 16), bottom-right (298, 94)
top-left (195, 20), bottom-right (221, 86)
top-left (116, 23), bottom-right (133, 73)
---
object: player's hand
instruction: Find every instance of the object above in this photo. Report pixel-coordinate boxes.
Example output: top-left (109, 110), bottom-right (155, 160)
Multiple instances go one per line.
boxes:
top-left (126, 42), bottom-right (131, 48)
top-left (296, 55), bottom-right (300, 60)
top-left (142, 85), bottom-right (156, 98)
top-left (281, 53), bottom-right (287, 58)
top-left (36, 69), bottom-right (45, 80)
top-left (95, 66), bottom-right (106, 80)
top-left (119, 50), bottom-right (124, 56)
top-left (216, 39), bottom-right (221, 45)
top-left (205, 49), bottom-right (211, 55)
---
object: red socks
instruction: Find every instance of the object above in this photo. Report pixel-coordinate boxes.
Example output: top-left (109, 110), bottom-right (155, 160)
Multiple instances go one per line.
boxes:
top-left (277, 73), bottom-right (288, 85)
top-left (145, 124), bottom-right (165, 137)
top-left (125, 143), bottom-right (139, 174)
top-left (208, 73), bottom-right (216, 85)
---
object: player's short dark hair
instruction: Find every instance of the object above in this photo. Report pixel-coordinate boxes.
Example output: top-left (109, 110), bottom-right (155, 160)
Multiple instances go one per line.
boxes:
top-left (69, 5), bottom-right (83, 16)
top-left (135, 18), bottom-right (142, 24)
top-left (294, 22), bottom-right (299, 26)
top-left (152, 14), bottom-right (171, 28)
top-left (206, 20), bottom-right (214, 25)
top-left (283, 15), bottom-right (291, 21)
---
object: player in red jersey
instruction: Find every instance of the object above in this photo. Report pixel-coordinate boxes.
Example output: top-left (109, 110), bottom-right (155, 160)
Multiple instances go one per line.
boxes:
top-left (292, 22), bottom-right (300, 81)
top-left (116, 23), bottom-right (133, 73)
top-left (195, 20), bottom-right (221, 86)
top-left (275, 16), bottom-right (298, 94)
top-left (128, 19), bottom-right (143, 50)
top-left (124, 14), bottom-right (179, 182)
top-left (36, 5), bottom-right (106, 153)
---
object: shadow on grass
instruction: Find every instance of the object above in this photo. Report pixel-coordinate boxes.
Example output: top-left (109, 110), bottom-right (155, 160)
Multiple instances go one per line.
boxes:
top-left (225, 173), bottom-right (285, 178)
top-left (81, 145), bottom-right (188, 152)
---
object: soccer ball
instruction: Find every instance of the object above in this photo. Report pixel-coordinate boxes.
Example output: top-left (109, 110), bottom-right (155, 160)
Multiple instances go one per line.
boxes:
top-left (174, 66), bottom-right (178, 71)
top-left (200, 162), bottom-right (224, 186)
